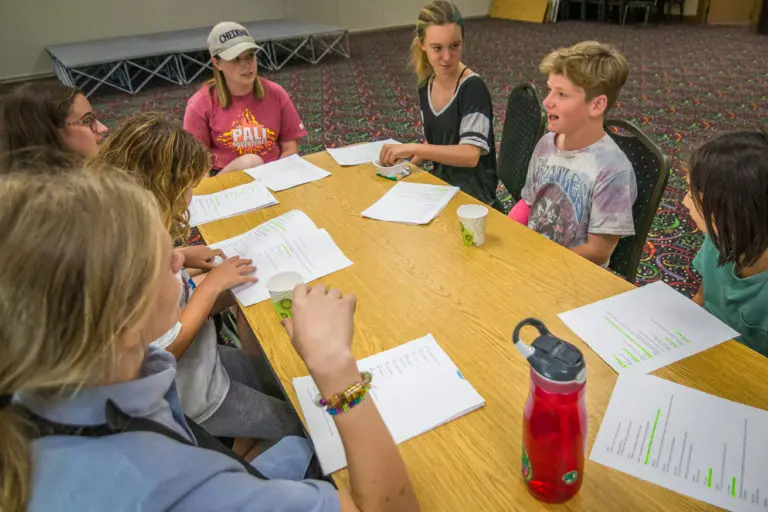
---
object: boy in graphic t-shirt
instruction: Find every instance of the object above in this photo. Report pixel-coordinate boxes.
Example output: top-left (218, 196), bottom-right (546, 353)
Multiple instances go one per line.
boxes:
top-left (184, 22), bottom-right (307, 175)
top-left (509, 41), bottom-right (637, 267)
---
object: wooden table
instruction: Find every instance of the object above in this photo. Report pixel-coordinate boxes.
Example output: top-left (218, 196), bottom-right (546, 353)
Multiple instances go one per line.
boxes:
top-left (196, 151), bottom-right (768, 511)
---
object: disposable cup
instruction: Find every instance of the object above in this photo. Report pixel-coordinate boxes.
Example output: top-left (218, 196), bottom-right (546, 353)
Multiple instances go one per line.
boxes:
top-left (266, 271), bottom-right (305, 319)
top-left (457, 204), bottom-right (489, 247)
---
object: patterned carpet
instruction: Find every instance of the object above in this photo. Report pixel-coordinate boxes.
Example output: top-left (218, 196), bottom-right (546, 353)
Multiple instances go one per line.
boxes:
top-left (36, 19), bottom-right (768, 295)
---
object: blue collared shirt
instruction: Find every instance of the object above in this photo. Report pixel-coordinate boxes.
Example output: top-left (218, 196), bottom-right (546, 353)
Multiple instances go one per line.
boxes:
top-left (19, 347), bottom-right (340, 512)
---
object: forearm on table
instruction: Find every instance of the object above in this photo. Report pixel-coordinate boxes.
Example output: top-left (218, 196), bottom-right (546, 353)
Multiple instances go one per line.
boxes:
top-left (412, 143), bottom-right (480, 168)
top-left (313, 361), bottom-right (417, 512)
top-left (165, 283), bottom-right (220, 359)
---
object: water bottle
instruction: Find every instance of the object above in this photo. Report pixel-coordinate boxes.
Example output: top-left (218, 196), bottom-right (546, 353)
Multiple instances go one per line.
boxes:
top-left (513, 318), bottom-right (587, 503)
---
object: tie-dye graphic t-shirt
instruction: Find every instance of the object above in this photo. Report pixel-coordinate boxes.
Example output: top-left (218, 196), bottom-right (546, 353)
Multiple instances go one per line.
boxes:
top-left (521, 132), bottom-right (636, 251)
top-left (184, 78), bottom-right (306, 170)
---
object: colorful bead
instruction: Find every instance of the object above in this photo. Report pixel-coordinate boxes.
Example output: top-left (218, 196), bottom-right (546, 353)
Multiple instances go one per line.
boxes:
top-left (315, 372), bottom-right (373, 416)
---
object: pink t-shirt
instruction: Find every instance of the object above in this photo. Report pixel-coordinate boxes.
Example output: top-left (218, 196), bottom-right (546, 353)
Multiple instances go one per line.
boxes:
top-left (183, 78), bottom-right (307, 170)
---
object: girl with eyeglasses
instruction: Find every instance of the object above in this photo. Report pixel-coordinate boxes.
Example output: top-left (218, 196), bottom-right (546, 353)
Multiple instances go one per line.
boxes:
top-left (184, 22), bottom-right (307, 176)
top-left (0, 82), bottom-right (108, 170)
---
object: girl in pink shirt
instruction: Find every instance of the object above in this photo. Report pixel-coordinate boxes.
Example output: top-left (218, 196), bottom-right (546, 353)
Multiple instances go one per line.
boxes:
top-left (184, 22), bottom-right (307, 175)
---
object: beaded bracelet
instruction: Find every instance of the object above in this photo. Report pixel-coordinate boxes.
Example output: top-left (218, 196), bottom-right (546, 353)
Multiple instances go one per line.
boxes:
top-left (315, 371), bottom-right (373, 416)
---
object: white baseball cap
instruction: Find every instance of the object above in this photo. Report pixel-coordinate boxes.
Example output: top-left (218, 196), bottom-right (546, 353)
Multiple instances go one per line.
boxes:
top-left (207, 22), bottom-right (262, 60)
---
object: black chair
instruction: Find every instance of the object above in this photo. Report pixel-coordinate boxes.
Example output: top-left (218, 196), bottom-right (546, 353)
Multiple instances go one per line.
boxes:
top-left (617, 0), bottom-right (657, 24)
top-left (498, 83), bottom-right (546, 204)
top-left (605, 119), bottom-right (669, 283)
top-left (563, 0), bottom-right (608, 20)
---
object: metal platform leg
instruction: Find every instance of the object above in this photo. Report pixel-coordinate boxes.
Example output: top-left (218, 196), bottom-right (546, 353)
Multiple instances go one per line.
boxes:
top-left (310, 31), bottom-right (350, 64)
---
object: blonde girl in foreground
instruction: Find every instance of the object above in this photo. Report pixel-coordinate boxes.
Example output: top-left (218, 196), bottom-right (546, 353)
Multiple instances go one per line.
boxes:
top-left (0, 170), bottom-right (417, 512)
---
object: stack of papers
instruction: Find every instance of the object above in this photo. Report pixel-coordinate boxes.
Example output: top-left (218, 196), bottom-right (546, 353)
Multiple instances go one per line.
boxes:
top-left (592, 374), bottom-right (768, 512)
top-left (361, 182), bottom-right (459, 225)
top-left (208, 210), bottom-right (352, 306)
top-left (558, 281), bottom-right (739, 374)
top-left (188, 181), bottom-right (278, 227)
top-left (244, 154), bottom-right (331, 192)
top-left (326, 139), bottom-right (401, 166)
top-left (293, 334), bottom-right (485, 474)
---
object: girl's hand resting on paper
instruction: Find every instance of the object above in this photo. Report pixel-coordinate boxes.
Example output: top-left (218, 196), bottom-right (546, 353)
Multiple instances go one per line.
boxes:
top-left (178, 245), bottom-right (226, 271)
top-left (281, 284), bottom-right (359, 394)
top-left (379, 143), bottom-right (417, 167)
top-left (202, 256), bottom-right (258, 294)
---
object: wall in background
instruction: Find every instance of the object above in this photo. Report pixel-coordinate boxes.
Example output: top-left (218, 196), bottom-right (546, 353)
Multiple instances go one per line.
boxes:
top-left (284, 0), bottom-right (491, 31)
top-left (0, 0), bottom-right (491, 81)
top-left (0, 0), bottom-right (285, 80)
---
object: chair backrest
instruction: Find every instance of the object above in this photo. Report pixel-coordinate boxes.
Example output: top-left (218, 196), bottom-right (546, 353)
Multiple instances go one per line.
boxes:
top-left (605, 119), bottom-right (669, 283)
top-left (498, 83), bottom-right (547, 203)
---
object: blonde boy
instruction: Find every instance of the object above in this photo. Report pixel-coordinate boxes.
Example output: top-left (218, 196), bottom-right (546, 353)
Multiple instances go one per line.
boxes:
top-left (509, 41), bottom-right (636, 266)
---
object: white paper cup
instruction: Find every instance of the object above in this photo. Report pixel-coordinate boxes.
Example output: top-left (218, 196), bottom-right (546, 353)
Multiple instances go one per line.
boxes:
top-left (457, 204), bottom-right (489, 247)
top-left (266, 271), bottom-right (305, 319)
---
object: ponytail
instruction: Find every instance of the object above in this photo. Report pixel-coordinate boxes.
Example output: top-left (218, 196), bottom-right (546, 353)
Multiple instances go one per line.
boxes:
top-left (410, 36), bottom-right (433, 85)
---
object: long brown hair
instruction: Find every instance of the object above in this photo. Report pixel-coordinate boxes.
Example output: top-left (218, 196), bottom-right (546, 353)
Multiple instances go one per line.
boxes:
top-left (410, 1), bottom-right (465, 84)
top-left (0, 170), bottom-right (165, 512)
top-left (205, 56), bottom-right (265, 109)
top-left (90, 112), bottom-right (211, 242)
top-left (0, 82), bottom-right (83, 169)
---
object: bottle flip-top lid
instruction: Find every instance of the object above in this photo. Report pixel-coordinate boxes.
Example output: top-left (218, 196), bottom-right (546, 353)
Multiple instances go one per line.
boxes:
top-left (512, 318), bottom-right (585, 383)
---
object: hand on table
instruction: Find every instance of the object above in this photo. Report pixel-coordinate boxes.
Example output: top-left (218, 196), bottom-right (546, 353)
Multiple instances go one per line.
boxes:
top-left (203, 256), bottom-right (258, 294)
top-left (179, 245), bottom-right (225, 272)
top-left (379, 143), bottom-right (417, 167)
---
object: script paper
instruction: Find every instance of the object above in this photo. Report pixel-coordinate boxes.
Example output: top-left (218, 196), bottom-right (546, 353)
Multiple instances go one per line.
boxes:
top-left (208, 211), bottom-right (351, 306)
top-left (592, 374), bottom-right (768, 511)
top-left (326, 139), bottom-right (401, 166)
top-left (188, 181), bottom-right (277, 227)
top-left (558, 281), bottom-right (738, 374)
top-left (361, 182), bottom-right (459, 225)
top-left (293, 334), bottom-right (485, 474)
top-left (244, 154), bottom-right (331, 192)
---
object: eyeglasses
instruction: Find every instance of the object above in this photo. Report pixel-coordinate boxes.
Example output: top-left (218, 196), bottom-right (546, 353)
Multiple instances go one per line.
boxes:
top-left (66, 113), bottom-right (101, 133)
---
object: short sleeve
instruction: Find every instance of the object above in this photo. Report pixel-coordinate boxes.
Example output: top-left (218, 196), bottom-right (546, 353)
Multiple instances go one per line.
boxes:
top-left (521, 135), bottom-right (552, 206)
top-left (171, 473), bottom-right (341, 512)
top-left (457, 77), bottom-right (493, 155)
top-left (272, 82), bottom-right (306, 143)
top-left (588, 164), bottom-right (636, 236)
top-left (693, 235), bottom-right (714, 276)
top-left (183, 89), bottom-right (213, 149)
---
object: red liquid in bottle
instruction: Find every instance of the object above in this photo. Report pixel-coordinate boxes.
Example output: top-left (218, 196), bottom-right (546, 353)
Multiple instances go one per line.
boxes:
top-left (522, 367), bottom-right (587, 503)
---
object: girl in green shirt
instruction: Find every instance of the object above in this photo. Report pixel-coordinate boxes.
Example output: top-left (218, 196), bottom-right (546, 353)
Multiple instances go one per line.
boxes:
top-left (683, 131), bottom-right (768, 356)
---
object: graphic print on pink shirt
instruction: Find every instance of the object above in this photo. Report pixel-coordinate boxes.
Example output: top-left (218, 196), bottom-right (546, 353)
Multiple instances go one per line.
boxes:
top-left (217, 108), bottom-right (278, 158)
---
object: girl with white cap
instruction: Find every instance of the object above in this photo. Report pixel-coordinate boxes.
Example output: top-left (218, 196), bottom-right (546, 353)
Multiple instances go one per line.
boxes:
top-left (184, 22), bottom-right (307, 175)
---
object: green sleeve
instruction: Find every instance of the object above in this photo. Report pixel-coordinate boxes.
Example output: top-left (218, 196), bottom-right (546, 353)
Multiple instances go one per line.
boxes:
top-left (692, 235), bottom-right (713, 275)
